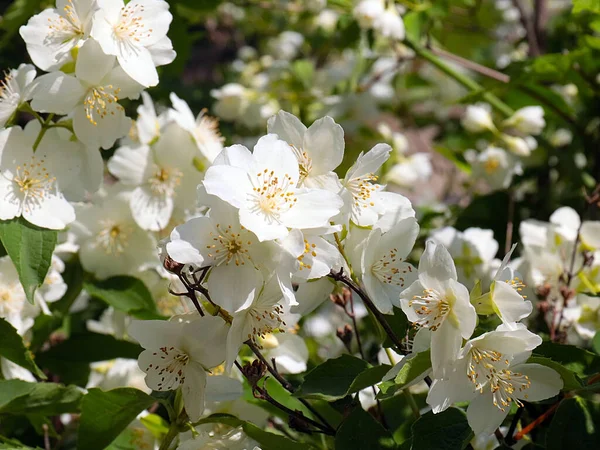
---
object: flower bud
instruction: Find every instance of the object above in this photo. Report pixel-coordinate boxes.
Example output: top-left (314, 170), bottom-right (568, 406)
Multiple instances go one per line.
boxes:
top-left (163, 255), bottom-right (184, 275)
top-left (336, 324), bottom-right (354, 350)
top-left (503, 106), bottom-right (545, 135)
top-left (242, 359), bottom-right (268, 389)
top-left (461, 104), bottom-right (495, 133)
top-left (501, 134), bottom-right (531, 157)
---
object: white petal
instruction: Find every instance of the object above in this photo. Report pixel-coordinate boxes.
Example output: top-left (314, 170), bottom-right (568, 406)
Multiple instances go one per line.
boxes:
top-left (107, 145), bottom-right (153, 185)
top-left (281, 188), bottom-right (342, 229)
top-left (23, 193), bottom-right (75, 230)
top-left (514, 363), bottom-right (563, 402)
top-left (182, 362), bottom-right (207, 421)
top-left (148, 36), bottom-right (176, 66)
top-left (363, 270), bottom-right (394, 314)
top-left (76, 38), bottom-right (116, 85)
top-left (467, 392), bottom-right (509, 436)
top-left (130, 186), bottom-right (173, 231)
top-left (430, 320), bottom-right (462, 378)
top-left (129, 319), bottom-right (182, 349)
top-left (418, 241), bottom-right (458, 289)
top-left (30, 72), bottom-right (84, 114)
top-left (0, 178), bottom-right (21, 221)
top-left (304, 116), bottom-right (344, 173)
top-left (253, 134), bottom-right (299, 184)
top-left (346, 143), bottom-right (391, 179)
top-left (267, 110), bottom-right (306, 150)
top-left (205, 375), bottom-right (243, 403)
top-left (492, 280), bottom-right (532, 325)
top-left (239, 207), bottom-right (289, 242)
top-left (117, 49), bottom-right (159, 88)
top-left (166, 217), bottom-right (213, 265)
top-left (72, 104), bottom-right (131, 149)
top-left (447, 279), bottom-right (477, 339)
top-left (206, 264), bottom-right (261, 314)
top-left (212, 144), bottom-right (253, 168)
top-left (203, 165), bottom-right (252, 209)
top-left (182, 315), bottom-right (228, 368)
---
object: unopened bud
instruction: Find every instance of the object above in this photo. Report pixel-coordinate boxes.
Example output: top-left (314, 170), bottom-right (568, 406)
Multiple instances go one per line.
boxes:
top-left (288, 411), bottom-right (312, 433)
top-left (560, 285), bottom-right (575, 302)
top-left (336, 324), bottom-right (353, 351)
top-left (242, 359), bottom-right (267, 389)
top-left (536, 284), bottom-right (552, 299)
top-left (330, 287), bottom-right (352, 308)
top-left (163, 255), bottom-right (184, 275)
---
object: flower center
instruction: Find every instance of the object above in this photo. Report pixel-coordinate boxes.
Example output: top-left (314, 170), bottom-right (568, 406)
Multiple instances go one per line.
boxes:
top-left (506, 277), bottom-right (527, 297)
top-left (148, 165), bottom-right (182, 195)
top-left (249, 169), bottom-right (297, 223)
top-left (290, 145), bottom-right (313, 181)
top-left (346, 173), bottom-right (379, 210)
top-left (193, 113), bottom-right (223, 146)
top-left (408, 288), bottom-right (450, 331)
top-left (96, 221), bottom-right (132, 255)
top-left (12, 158), bottom-right (56, 207)
top-left (84, 85), bottom-right (122, 125)
top-left (114, 3), bottom-right (153, 42)
top-left (0, 72), bottom-right (19, 104)
top-left (247, 304), bottom-right (286, 346)
top-left (147, 346), bottom-right (189, 391)
top-left (297, 239), bottom-right (316, 271)
top-left (483, 157), bottom-right (500, 174)
top-left (46, 0), bottom-right (83, 45)
top-left (206, 224), bottom-right (253, 266)
top-left (371, 247), bottom-right (412, 287)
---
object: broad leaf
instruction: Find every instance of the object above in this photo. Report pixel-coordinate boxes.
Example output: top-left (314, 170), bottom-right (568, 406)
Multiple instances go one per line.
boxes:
top-left (84, 276), bottom-right (161, 319)
top-left (78, 388), bottom-right (155, 450)
top-left (379, 350), bottom-right (431, 396)
top-left (0, 217), bottom-right (57, 303)
top-left (411, 407), bottom-right (473, 450)
top-left (0, 380), bottom-right (82, 415)
top-left (294, 354), bottom-right (369, 401)
top-left (546, 397), bottom-right (600, 450)
top-left (335, 407), bottom-right (395, 449)
top-left (534, 342), bottom-right (600, 378)
top-left (0, 318), bottom-right (45, 379)
top-left (347, 364), bottom-right (392, 395)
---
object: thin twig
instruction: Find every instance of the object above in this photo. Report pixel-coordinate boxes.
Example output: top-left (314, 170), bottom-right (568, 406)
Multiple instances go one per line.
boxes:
top-left (510, 0), bottom-right (541, 56)
top-left (513, 401), bottom-right (560, 441)
top-left (429, 47), bottom-right (510, 83)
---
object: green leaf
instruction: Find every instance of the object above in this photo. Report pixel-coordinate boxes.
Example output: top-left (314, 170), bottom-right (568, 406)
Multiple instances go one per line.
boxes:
top-left (379, 351), bottom-right (431, 396)
top-left (196, 414), bottom-right (313, 450)
top-left (573, 0), bottom-right (600, 14)
top-left (592, 331), bottom-right (600, 355)
top-left (0, 318), bottom-right (45, 379)
top-left (335, 407), bottom-right (395, 449)
top-left (84, 276), bottom-right (161, 318)
top-left (546, 397), bottom-right (600, 450)
top-left (0, 217), bottom-right (57, 304)
top-left (527, 356), bottom-right (583, 391)
top-left (294, 354), bottom-right (369, 401)
top-left (0, 380), bottom-right (82, 415)
top-left (412, 407), bottom-right (473, 450)
top-left (534, 342), bottom-right (600, 378)
top-left (292, 60), bottom-right (315, 89)
top-left (78, 388), bottom-right (155, 450)
top-left (37, 332), bottom-right (142, 364)
top-left (347, 364), bottom-right (392, 395)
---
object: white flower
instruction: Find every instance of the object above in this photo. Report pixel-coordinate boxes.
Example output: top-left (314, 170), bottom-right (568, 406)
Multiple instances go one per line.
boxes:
top-left (468, 146), bottom-right (522, 190)
top-left (353, 0), bottom-right (385, 29)
top-left (501, 134), bottom-right (531, 157)
top-left (427, 326), bottom-right (562, 436)
top-left (268, 31), bottom-right (304, 61)
top-left (203, 134), bottom-right (343, 241)
top-left (399, 241), bottom-right (477, 377)
top-left (225, 275), bottom-right (289, 370)
top-left (361, 217), bottom-right (419, 314)
top-left (373, 4), bottom-right (405, 40)
top-left (134, 91), bottom-right (169, 145)
top-left (72, 188), bottom-right (159, 279)
top-left (384, 154), bottom-right (432, 188)
top-left (461, 104), bottom-right (495, 133)
top-left (31, 38), bottom-right (144, 149)
top-left (549, 128), bottom-right (572, 147)
top-left (168, 93), bottom-right (225, 164)
top-left (107, 124), bottom-right (201, 231)
top-left (19, 0), bottom-right (96, 71)
top-left (0, 123), bottom-right (77, 229)
top-left (261, 332), bottom-right (309, 374)
top-left (0, 64), bottom-right (36, 127)
top-left (267, 110), bottom-right (344, 190)
top-left (87, 358), bottom-right (148, 392)
top-left (129, 314), bottom-right (228, 421)
top-left (90, 0), bottom-right (175, 87)
top-left (210, 83), bottom-right (249, 121)
top-left (339, 143), bottom-right (391, 227)
top-left (503, 106), bottom-right (545, 135)
top-left (178, 425), bottom-right (259, 450)
top-left (1, 358), bottom-right (36, 382)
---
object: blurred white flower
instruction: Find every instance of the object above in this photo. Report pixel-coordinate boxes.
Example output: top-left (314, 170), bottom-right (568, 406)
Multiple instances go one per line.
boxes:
top-left (462, 104), bottom-right (495, 133)
top-left (503, 106), bottom-right (545, 135)
top-left (0, 64), bottom-right (36, 127)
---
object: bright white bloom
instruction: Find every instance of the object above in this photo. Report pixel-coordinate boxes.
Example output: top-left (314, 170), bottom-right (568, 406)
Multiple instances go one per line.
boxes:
top-left (72, 189), bottom-right (159, 279)
top-left (570, 294), bottom-right (600, 341)
top-left (203, 135), bottom-right (343, 241)
top-left (461, 104), bottom-right (495, 133)
top-left (400, 241), bottom-right (477, 377)
top-left (373, 3), bottom-right (405, 40)
top-left (168, 93), bottom-right (225, 164)
top-left (268, 31), bottom-right (304, 60)
top-left (107, 124), bottom-right (201, 231)
top-left (267, 110), bottom-right (344, 189)
top-left (361, 217), bottom-right (419, 314)
top-left (353, 0), bottom-right (385, 29)
top-left (385, 154), bottom-right (432, 188)
top-left (91, 0), bottom-right (175, 87)
top-left (31, 38), bottom-right (144, 149)
top-left (581, 221), bottom-right (600, 250)
top-left (261, 332), bottom-right (309, 374)
top-left (0, 124), bottom-right (78, 229)
top-left (134, 91), bottom-right (168, 145)
top-left (0, 64), bottom-right (36, 127)
top-left (501, 134), bottom-right (531, 157)
top-left (19, 0), bottom-right (96, 71)
top-left (129, 314), bottom-right (228, 421)
top-left (468, 146), bottom-right (522, 190)
top-left (87, 358), bottom-right (148, 392)
top-left (340, 143), bottom-right (391, 227)
top-left (504, 106), bottom-right (545, 135)
top-left (427, 327), bottom-right (562, 436)
top-left (210, 83), bottom-right (249, 122)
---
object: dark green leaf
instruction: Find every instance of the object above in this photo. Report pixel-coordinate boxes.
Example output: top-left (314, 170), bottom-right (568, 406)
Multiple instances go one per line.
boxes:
top-left (546, 397), bottom-right (600, 450)
top-left (196, 414), bottom-right (313, 450)
top-left (294, 354), bottom-right (369, 401)
top-left (78, 388), bottom-right (155, 450)
top-left (0, 217), bottom-right (57, 303)
top-left (335, 407), bottom-right (395, 449)
top-left (592, 331), bottom-right (600, 355)
top-left (527, 356), bottom-right (583, 391)
top-left (0, 318), bottom-right (45, 379)
top-left (84, 276), bottom-right (160, 318)
top-left (347, 364), bottom-right (392, 395)
top-left (379, 351), bottom-right (431, 396)
top-left (0, 380), bottom-right (82, 415)
top-left (412, 407), bottom-right (473, 450)
top-left (534, 342), bottom-right (600, 377)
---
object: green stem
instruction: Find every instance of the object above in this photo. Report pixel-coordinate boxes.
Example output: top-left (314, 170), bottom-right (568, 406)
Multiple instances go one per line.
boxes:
top-left (159, 419), bottom-right (180, 450)
top-left (404, 39), bottom-right (514, 118)
top-left (404, 389), bottom-right (420, 418)
top-left (18, 102), bottom-right (44, 125)
top-left (32, 114), bottom-right (55, 152)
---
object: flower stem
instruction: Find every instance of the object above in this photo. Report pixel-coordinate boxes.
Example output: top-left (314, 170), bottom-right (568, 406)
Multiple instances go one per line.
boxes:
top-left (159, 418), bottom-right (181, 450)
top-left (32, 114), bottom-right (55, 152)
top-left (404, 39), bottom-right (514, 118)
top-left (403, 389), bottom-right (420, 418)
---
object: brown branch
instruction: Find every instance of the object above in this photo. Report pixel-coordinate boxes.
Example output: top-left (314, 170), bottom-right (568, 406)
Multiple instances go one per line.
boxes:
top-left (429, 47), bottom-right (510, 83)
top-left (511, 0), bottom-right (541, 56)
top-left (513, 401), bottom-right (560, 441)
